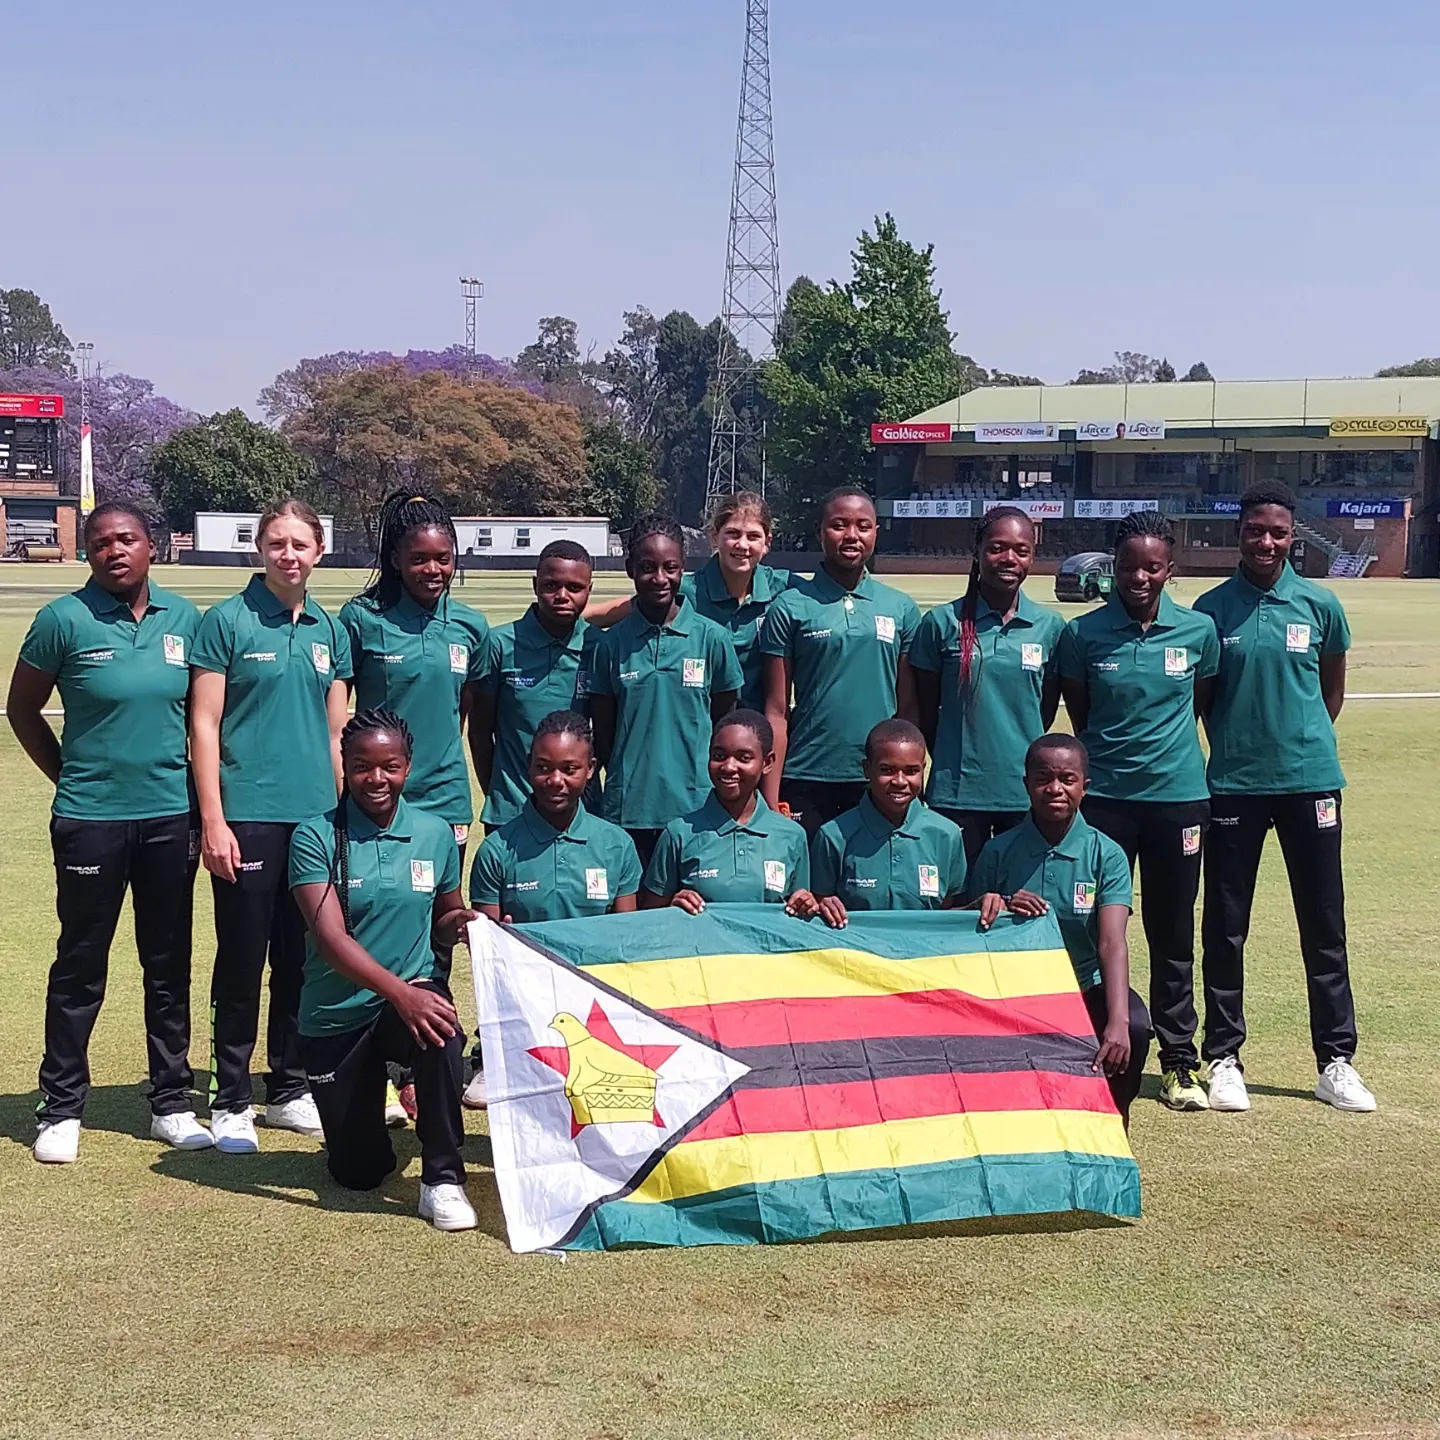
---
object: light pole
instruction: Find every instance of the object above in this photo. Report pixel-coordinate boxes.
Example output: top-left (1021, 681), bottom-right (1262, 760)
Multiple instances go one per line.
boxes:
top-left (460, 277), bottom-right (484, 362)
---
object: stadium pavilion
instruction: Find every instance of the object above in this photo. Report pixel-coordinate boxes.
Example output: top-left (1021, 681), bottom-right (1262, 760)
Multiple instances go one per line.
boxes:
top-left (872, 376), bottom-right (1440, 578)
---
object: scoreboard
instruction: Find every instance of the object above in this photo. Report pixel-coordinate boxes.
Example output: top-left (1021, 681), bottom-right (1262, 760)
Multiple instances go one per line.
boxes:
top-left (0, 393), bottom-right (63, 481)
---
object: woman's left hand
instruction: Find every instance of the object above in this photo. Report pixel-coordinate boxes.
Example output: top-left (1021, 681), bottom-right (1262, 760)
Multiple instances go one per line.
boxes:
top-left (1095, 1018), bottom-right (1131, 1077)
top-left (435, 907), bottom-right (480, 948)
top-left (671, 889), bottom-right (706, 916)
top-left (784, 888), bottom-right (819, 919)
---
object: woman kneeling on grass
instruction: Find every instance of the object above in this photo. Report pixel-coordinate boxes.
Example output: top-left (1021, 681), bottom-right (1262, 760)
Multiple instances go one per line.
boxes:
top-left (964, 734), bottom-right (1152, 1125)
top-left (288, 708), bottom-right (479, 1232)
top-left (640, 709), bottom-right (817, 916)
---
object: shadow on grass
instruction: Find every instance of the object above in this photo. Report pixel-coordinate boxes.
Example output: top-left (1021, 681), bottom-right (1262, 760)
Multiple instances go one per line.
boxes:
top-left (0, 1082), bottom-right (157, 1146)
top-left (1135, 1072), bottom-right (1317, 1105)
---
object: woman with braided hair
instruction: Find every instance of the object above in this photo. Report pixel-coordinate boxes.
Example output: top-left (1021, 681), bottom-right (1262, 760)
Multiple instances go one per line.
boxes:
top-left (912, 506), bottom-right (1065, 867)
top-left (289, 708), bottom-right (479, 1231)
top-left (1058, 508), bottom-right (1218, 1114)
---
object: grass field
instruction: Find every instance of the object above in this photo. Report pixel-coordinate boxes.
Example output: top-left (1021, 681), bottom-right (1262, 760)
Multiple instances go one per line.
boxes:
top-left (1, 565), bottom-right (1438, 1440)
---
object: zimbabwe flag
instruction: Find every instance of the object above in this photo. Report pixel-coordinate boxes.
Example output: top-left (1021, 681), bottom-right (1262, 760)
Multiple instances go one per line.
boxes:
top-left (468, 906), bottom-right (1139, 1252)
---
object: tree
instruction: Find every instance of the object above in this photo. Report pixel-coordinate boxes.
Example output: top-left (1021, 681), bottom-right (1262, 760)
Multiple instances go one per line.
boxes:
top-left (653, 310), bottom-right (721, 523)
top-left (985, 368), bottom-right (1045, 388)
top-left (1375, 357), bottom-right (1440, 378)
top-left (150, 409), bottom-right (312, 530)
top-left (516, 316), bottom-right (583, 387)
top-left (1183, 361), bottom-right (1215, 382)
top-left (281, 364), bottom-right (588, 542)
top-left (762, 216), bottom-right (960, 526)
top-left (0, 289), bottom-right (74, 373)
top-left (582, 417), bottom-right (661, 530)
top-left (597, 308), bottom-right (664, 443)
top-left (1071, 352), bottom-right (1161, 384)
top-left (1154, 357), bottom-right (1177, 383)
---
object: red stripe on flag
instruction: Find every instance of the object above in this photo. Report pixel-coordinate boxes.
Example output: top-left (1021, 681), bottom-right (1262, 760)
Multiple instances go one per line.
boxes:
top-left (685, 1069), bottom-right (1115, 1144)
top-left (660, 989), bottom-right (1093, 1048)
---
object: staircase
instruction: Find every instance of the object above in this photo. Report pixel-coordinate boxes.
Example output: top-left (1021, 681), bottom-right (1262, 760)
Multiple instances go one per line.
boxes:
top-left (1295, 502), bottom-right (1377, 579)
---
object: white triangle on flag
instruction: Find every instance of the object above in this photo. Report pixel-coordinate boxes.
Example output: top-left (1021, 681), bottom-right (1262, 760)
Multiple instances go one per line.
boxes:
top-left (468, 915), bottom-right (751, 1253)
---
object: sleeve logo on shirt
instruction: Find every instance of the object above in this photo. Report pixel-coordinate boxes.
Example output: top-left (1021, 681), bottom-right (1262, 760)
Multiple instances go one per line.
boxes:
top-left (1182, 825), bottom-right (1201, 856)
top-left (917, 864), bottom-right (940, 898)
top-left (1021, 643), bottom-right (1044, 671)
top-left (682, 658), bottom-right (706, 688)
top-left (764, 860), bottom-right (786, 892)
top-left (585, 867), bottom-right (609, 900)
top-left (1315, 797), bottom-right (1338, 829)
top-left (1286, 624), bottom-right (1312, 653)
top-left (1073, 881), bottom-right (1096, 914)
top-left (163, 634), bottom-right (186, 666)
top-left (449, 644), bottom-right (469, 674)
top-left (453, 825), bottom-right (469, 846)
top-left (1165, 647), bottom-right (1189, 677)
top-left (312, 643), bottom-right (331, 674)
top-left (410, 859), bottom-right (436, 892)
top-left (574, 669), bottom-right (589, 698)
top-left (875, 615), bottom-right (897, 644)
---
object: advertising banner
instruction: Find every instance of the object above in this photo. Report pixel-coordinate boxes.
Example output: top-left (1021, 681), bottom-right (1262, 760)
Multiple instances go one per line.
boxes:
top-left (985, 497), bottom-right (1065, 520)
top-left (973, 422), bottom-right (1058, 444)
top-left (1325, 498), bottom-right (1407, 519)
top-left (0, 393), bottom-right (65, 418)
top-left (1073, 420), bottom-right (1167, 442)
top-left (1328, 417), bottom-right (1428, 438)
top-left (1073, 499), bottom-right (1159, 519)
top-left (79, 424), bottom-right (95, 515)
top-left (890, 499), bottom-right (974, 518)
top-left (870, 422), bottom-right (953, 444)
top-left (1206, 499), bottom-right (1242, 514)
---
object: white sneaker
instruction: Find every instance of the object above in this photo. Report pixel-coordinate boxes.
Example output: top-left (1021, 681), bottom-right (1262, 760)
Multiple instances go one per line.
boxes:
top-left (150, 1111), bottom-right (216, 1150)
top-left (462, 1070), bottom-right (488, 1110)
top-left (33, 1118), bottom-right (81, 1164)
top-left (419, 1182), bottom-right (478, 1232)
top-left (1315, 1059), bottom-right (1377, 1112)
top-left (210, 1107), bottom-right (260, 1154)
top-left (262, 1093), bottom-right (325, 1137)
top-left (1207, 1056), bottom-right (1251, 1112)
top-left (384, 1083), bottom-right (409, 1128)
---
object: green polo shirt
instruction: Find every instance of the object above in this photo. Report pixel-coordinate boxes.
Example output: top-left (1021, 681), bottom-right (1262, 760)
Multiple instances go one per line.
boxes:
top-left (191, 575), bottom-right (354, 825)
top-left (289, 796), bottom-right (460, 1036)
top-left (473, 606), bottom-right (600, 827)
top-left (1195, 565), bottom-right (1350, 795)
top-left (470, 801), bottom-right (642, 921)
top-left (642, 792), bottom-right (810, 904)
top-left (589, 597), bottom-right (743, 829)
top-left (810, 794), bottom-right (966, 911)
top-left (911, 588), bottom-right (1066, 812)
top-left (681, 558), bottom-right (795, 710)
top-left (1057, 591), bottom-right (1219, 804)
top-left (19, 579), bottom-right (202, 821)
top-left (338, 592), bottom-right (489, 826)
top-left (965, 813), bottom-right (1132, 990)
top-left (760, 568), bottom-right (922, 784)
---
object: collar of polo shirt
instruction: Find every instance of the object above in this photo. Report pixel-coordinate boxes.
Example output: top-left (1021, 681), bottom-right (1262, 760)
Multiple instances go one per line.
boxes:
top-left (857, 791), bottom-right (922, 839)
top-left (393, 589), bottom-right (450, 624)
top-left (1103, 587), bottom-right (1180, 633)
top-left (701, 790), bottom-right (774, 837)
top-left (80, 576), bottom-right (168, 616)
top-left (1018, 810), bottom-right (1092, 860)
top-left (975, 589), bottom-right (1041, 627)
top-left (521, 799), bottom-right (589, 844)
top-left (812, 567), bottom-right (876, 604)
top-left (520, 604), bottom-right (585, 653)
top-left (244, 573), bottom-right (323, 625)
top-left (637, 594), bottom-right (696, 636)
top-left (1235, 561), bottom-right (1298, 603)
top-left (699, 556), bottom-right (778, 606)
top-left (343, 793), bottom-right (415, 841)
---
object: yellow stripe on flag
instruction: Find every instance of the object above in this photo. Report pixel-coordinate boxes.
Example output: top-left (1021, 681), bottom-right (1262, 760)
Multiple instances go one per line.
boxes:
top-left (627, 1108), bottom-right (1131, 1204)
top-left (590, 945), bottom-right (1076, 1011)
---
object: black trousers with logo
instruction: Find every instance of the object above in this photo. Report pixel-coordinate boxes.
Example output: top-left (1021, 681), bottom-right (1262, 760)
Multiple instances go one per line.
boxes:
top-left (780, 779), bottom-right (867, 841)
top-left (209, 821), bottom-right (309, 1113)
top-left (302, 981), bottom-right (466, 1191)
top-left (40, 813), bottom-right (199, 1123)
top-left (934, 808), bottom-right (1028, 869)
top-left (1082, 983), bottom-right (1153, 1123)
top-left (1201, 791), bottom-right (1357, 1069)
top-left (1083, 796), bottom-right (1210, 1073)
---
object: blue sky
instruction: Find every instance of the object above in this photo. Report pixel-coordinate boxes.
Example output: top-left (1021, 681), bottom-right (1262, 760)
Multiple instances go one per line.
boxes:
top-left (10, 0), bottom-right (1439, 414)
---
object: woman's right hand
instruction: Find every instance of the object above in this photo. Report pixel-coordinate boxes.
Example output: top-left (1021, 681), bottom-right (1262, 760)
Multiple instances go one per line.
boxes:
top-left (202, 821), bottom-right (243, 883)
top-left (817, 896), bottom-right (849, 930)
top-left (671, 889), bottom-right (706, 916)
top-left (975, 892), bottom-right (1006, 931)
top-left (394, 982), bottom-right (460, 1048)
top-left (1008, 888), bottom-right (1050, 919)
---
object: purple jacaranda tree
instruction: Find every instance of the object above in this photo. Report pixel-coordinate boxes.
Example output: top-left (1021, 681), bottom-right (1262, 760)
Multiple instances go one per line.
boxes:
top-left (0, 365), bottom-right (193, 510)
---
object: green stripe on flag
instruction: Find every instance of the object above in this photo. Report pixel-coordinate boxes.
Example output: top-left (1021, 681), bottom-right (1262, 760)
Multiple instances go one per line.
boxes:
top-left (563, 1152), bottom-right (1141, 1250)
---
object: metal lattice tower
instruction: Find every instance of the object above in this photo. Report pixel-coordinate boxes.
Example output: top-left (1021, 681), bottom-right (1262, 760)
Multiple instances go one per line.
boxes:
top-left (705, 0), bottom-right (780, 504)
top-left (460, 277), bottom-right (484, 358)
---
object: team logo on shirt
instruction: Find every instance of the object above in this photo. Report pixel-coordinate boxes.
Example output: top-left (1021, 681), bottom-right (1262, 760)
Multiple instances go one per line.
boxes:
top-left (450, 644), bottom-right (469, 674)
top-left (312, 643), bottom-right (331, 674)
top-left (764, 860), bottom-right (786, 893)
top-left (1286, 624), bottom-right (1311, 653)
top-left (1182, 825), bottom-right (1201, 856)
top-left (682, 658), bottom-right (706, 688)
top-left (875, 615), bottom-right (897, 644)
top-left (1315, 797), bottom-right (1338, 829)
top-left (917, 864), bottom-right (940, 898)
top-left (1165, 647), bottom-right (1189, 677)
top-left (1073, 882), bottom-right (1096, 914)
top-left (163, 634), bottom-right (186, 666)
top-left (453, 825), bottom-right (469, 846)
top-left (574, 669), bottom-right (589, 698)
top-left (585, 868), bottom-right (609, 900)
top-left (410, 859), bottom-right (435, 892)
top-left (1021, 643), bottom-right (1044, 671)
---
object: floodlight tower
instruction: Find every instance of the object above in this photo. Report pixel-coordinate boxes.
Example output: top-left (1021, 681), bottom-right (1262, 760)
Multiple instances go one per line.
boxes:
top-left (705, 0), bottom-right (781, 504)
top-left (460, 276), bottom-right (485, 358)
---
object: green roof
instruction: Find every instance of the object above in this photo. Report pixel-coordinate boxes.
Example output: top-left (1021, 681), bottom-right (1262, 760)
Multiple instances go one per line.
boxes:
top-left (905, 376), bottom-right (1440, 430)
